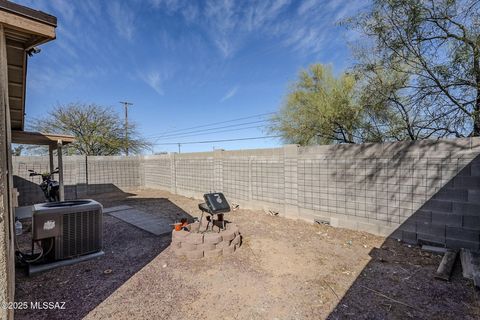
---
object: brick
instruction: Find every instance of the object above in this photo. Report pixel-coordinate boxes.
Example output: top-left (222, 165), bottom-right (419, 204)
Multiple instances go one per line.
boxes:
top-left (338, 219), bottom-right (358, 230)
top-left (457, 166), bottom-right (472, 177)
top-left (446, 227), bottom-right (480, 242)
top-left (398, 219), bottom-right (416, 232)
top-left (221, 229), bottom-right (235, 241)
top-left (172, 230), bottom-right (189, 239)
top-left (454, 176), bottom-right (480, 189)
top-left (216, 240), bottom-right (231, 249)
top-left (401, 231), bottom-right (417, 244)
top-left (463, 216), bottom-right (480, 230)
top-left (223, 244), bottom-right (236, 255)
top-left (185, 250), bottom-right (204, 259)
top-left (417, 234), bottom-right (445, 246)
top-left (421, 199), bottom-right (452, 213)
top-left (431, 212), bottom-right (462, 227)
top-left (433, 189), bottom-right (468, 202)
top-left (446, 239), bottom-right (479, 251)
top-left (453, 202), bottom-right (480, 215)
top-left (417, 222), bottom-right (445, 246)
top-left (187, 222), bottom-right (200, 231)
top-left (471, 165), bottom-right (480, 177)
top-left (181, 242), bottom-right (197, 251)
top-left (389, 228), bottom-right (403, 240)
top-left (468, 190), bottom-right (480, 203)
top-left (410, 210), bottom-right (432, 223)
top-left (173, 248), bottom-right (186, 257)
top-left (357, 222), bottom-right (380, 234)
top-left (417, 222), bottom-right (445, 236)
top-left (199, 243), bottom-right (216, 251)
top-left (204, 248), bottom-right (222, 258)
top-left (204, 233), bottom-right (222, 244)
top-left (184, 233), bottom-right (204, 245)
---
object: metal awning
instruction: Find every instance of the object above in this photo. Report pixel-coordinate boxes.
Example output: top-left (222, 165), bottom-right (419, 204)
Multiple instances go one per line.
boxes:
top-left (11, 130), bottom-right (74, 149)
top-left (11, 130), bottom-right (74, 201)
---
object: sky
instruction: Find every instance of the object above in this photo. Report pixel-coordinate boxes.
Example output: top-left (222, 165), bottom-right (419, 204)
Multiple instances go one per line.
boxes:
top-left (14, 0), bottom-right (368, 153)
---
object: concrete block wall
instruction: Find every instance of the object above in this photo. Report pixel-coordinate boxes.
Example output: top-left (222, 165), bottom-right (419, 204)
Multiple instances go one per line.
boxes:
top-left (143, 138), bottom-right (480, 251)
top-left (222, 158), bottom-right (250, 201)
top-left (11, 137), bottom-right (480, 251)
top-left (393, 156), bottom-right (480, 251)
top-left (143, 155), bottom-right (172, 190)
top-left (12, 155), bottom-right (142, 205)
top-left (86, 156), bottom-right (142, 194)
top-left (294, 141), bottom-right (480, 251)
top-left (175, 156), bottom-right (215, 197)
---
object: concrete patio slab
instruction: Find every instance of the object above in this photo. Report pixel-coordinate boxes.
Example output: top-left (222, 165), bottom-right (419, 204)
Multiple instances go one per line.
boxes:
top-left (103, 205), bottom-right (133, 214)
top-left (107, 207), bottom-right (172, 236)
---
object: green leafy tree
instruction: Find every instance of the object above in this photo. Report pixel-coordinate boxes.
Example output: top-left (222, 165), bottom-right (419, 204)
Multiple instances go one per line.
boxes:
top-left (270, 64), bottom-right (363, 145)
top-left (347, 0), bottom-right (480, 138)
top-left (30, 103), bottom-right (151, 155)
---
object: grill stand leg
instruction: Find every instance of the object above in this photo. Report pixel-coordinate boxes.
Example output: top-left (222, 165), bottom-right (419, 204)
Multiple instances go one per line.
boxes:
top-left (198, 211), bottom-right (204, 233)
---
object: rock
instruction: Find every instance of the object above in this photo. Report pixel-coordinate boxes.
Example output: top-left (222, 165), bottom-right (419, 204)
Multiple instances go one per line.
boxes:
top-left (222, 229), bottom-right (236, 242)
top-left (204, 248), bottom-right (222, 258)
top-left (184, 232), bottom-right (204, 245)
top-left (204, 233), bottom-right (222, 244)
top-left (223, 244), bottom-right (236, 255)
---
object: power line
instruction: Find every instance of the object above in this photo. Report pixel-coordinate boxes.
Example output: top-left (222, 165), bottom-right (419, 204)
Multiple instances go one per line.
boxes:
top-left (145, 111), bottom-right (275, 138)
top-left (153, 135), bottom-right (281, 146)
top-left (154, 125), bottom-right (265, 141)
top-left (151, 120), bottom-right (269, 140)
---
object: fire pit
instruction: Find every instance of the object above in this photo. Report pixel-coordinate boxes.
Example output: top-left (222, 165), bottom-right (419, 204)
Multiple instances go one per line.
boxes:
top-left (171, 222), bottom-right (242, 259)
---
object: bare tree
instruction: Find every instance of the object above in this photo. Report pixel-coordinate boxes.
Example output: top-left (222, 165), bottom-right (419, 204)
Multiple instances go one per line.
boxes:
top-left (29, 103), bottom-right (151, 155)
top-left (347, 0), bottom-right (480, 137)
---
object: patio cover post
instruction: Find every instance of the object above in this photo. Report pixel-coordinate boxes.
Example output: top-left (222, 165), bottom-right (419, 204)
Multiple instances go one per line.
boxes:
top-left (49, 144), bottom-right (54, 173)
top-left (57, 140), bottom-right (64, 201)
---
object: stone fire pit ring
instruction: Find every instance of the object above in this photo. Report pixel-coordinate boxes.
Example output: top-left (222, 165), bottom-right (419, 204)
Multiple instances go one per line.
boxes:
top-left (171, 222), bottom-right (242, 259)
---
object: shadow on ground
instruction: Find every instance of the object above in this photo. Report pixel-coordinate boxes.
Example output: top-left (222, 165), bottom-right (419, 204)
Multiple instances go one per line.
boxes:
top-left (327, 238), bottom-right (480, 319)
top-left (14, 193), bottom-right (193, 320)
top-left (325, 144), bottom-right (480, 319)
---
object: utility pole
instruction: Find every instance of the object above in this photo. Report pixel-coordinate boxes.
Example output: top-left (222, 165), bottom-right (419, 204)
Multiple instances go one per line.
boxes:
top-left (119, 101), bottom-right (133, 155)
top-left (178, 143), bottom-right (181, 154)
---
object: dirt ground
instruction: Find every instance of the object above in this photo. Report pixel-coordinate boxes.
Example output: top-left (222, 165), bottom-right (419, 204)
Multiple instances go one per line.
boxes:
top-left (14, 189), bottom-right (480, 320)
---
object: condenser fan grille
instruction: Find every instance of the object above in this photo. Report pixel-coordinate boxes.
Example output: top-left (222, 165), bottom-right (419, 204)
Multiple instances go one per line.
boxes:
top-left (61, 209), bottom-right (102, 259)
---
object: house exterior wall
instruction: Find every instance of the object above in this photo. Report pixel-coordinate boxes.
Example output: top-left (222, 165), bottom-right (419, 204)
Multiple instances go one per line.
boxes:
top-left (0, 25), bottom-right (14, 320)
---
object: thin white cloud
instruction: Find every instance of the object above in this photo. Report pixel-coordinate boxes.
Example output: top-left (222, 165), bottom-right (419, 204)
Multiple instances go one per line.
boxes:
top-left (140, 71), bottom-right (165, 95)
top-left (108, 2), bottom-right (135, 41)
top-left (148, 0), bottom-right (365, 58)
top-left (220, 86), bottom-right (239, 102)
top-left (297, 0), bottom-right (317, 15)
top-left (28, 64), bottom-right (105, 92)
top-left (50, 0), bottom-right (75, 22)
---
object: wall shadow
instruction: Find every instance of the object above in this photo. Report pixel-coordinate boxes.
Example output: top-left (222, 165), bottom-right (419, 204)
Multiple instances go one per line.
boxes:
top-left (13, 175), bottom-right (136, 206)
top-left (321, 139), bottom-right (480, 318)
top-left (311, 138), bottom-right (480, 250)
top-left (326, 238), bottom-right (477, 319)
top-left (14, 195), bottom-right (193, 320)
